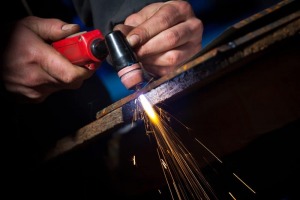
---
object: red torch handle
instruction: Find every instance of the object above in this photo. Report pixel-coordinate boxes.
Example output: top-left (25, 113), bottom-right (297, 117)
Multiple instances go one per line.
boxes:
top-left (52, 29), bottom-right (105, 70)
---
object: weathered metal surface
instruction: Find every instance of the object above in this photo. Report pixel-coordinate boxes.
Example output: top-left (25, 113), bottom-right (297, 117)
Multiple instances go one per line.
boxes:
top-left (45, 108), bottom-right (124, 160)
top-left (45, 1), bottom-right (300, 161)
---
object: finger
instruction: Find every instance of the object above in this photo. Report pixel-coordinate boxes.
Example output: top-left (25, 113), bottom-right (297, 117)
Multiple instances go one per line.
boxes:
top-left (8, 68), bottom-right (86, 103)
top-left (36, 42), bottom-right (94, 85)
top-left (126, 1), bottom-right (194, 47)
top-left (113, 24), bottom-right (134, 36)
top-left (124, 3), bottom-right (164, 27)
top-left (136, 17), bottom-right (203, 58)
top-left (141, 42), bottom-right (201, 77)
top-left (9, 25), bottom-right (93, 90)
top-left (3, 39), bottom-right (90, 90)
top-left (5, 82), bottom-right (51, 103)
top-left (21, 16), bottom-right (80, 41)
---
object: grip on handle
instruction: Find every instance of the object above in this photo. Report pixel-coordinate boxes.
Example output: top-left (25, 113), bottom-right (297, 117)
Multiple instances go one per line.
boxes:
top-left (52, 30), bottom-right (105, 70)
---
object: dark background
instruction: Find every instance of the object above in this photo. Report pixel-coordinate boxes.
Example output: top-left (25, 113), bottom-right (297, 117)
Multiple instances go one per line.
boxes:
top-left (4, 1), bottom-right (294, 200)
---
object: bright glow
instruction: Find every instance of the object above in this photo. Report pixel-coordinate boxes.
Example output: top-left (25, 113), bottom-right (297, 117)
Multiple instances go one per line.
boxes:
top-left (138, 93), bottom-right (216, 199)
top-left (138, 94), bottom-right (159, 124)
top-left (136, 93), bottom-right (255, 199)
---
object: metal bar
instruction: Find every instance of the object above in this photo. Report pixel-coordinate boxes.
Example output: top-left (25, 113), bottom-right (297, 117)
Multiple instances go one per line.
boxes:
top-left (44, 4), bottom-right (300, 161)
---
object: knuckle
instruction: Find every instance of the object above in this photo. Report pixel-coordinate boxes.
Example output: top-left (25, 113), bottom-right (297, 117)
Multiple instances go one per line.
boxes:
top-left (60, 71), bottom-right (85, 89)
top-left (124, 13), bottom-right (140, 26)
top-left (165, 30), bottom-right (181, 47)
top-left (179, 1), bottom-right (193, 14)
top-left (166, 52), bottom-right (180, 67)
top-left (24, 89), bottom-right (45, 103)
top-left (130, 27), bottom-right (150, 44)
top-left (60, 72), bottom-right (77, 84)
top-left (25, 71), bottom-right (41, 87)
top-left (157, 11), bottom-right (173, 28)
top-left (30, 94), bottom-right (45, 103)
top-left (191, 18), bottom-right (204, 33)
top-left (26, 46), bottom-right (39, 61)
top-left (21, 16), bottom-right (36, 24)
top-left (157, 69), bottom-right (168, 77)
top-left (20, 16), bottom-right (39, 30)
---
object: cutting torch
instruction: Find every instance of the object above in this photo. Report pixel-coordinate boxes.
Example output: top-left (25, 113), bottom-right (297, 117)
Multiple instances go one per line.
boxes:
top-left (52, 29), bottom-right (144, 90)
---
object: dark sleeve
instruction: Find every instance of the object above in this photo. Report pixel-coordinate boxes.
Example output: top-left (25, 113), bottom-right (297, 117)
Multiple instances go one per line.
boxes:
top-left (72, 0), bottom-right (168, 35)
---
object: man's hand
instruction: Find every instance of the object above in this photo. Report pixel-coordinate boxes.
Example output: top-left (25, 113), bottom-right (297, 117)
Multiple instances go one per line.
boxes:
top-left (114, 1), bottom-right (203, 77)
top-left (1, 16), bottom-right (93, 103)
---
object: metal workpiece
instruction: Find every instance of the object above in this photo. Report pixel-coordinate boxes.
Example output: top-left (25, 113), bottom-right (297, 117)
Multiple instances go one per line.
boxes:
top-left (45, 0), bottom-right (300, 161)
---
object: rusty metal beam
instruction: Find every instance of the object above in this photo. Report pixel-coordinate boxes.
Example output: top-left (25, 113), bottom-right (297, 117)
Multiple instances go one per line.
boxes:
top-left (45, 0), bottom-right (300, 161)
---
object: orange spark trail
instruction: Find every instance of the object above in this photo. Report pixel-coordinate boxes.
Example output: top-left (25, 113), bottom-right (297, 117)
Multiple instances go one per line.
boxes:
top-left (138, 94), bottom-right (218, 200)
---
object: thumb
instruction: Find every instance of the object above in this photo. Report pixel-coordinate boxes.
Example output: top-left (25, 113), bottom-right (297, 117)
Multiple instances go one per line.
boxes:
top-left (21, 16), bottom-right (80, 41)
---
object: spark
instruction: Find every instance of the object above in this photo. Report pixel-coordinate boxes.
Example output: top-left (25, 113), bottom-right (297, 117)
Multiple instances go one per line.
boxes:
top-left (228, 192), bottom-right (236, 200)
top-left (132, 155), bottom-right (136, 166)
top-left (139, 94), bottom-right (159, 123)
top-left (138, 94), bottom-right (217, 200)
top-left (195, 138), bottom-right (223, 164)
top-left (161, 159), bottom-right (168, 169)
top-left (136, 94), bottom-right (256, 199)
top-left (233, 173), bottom-right (256, 194)
top-left (196, 135), bottom-right (256, 195)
